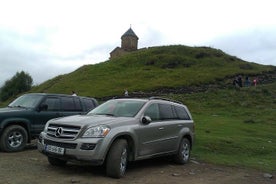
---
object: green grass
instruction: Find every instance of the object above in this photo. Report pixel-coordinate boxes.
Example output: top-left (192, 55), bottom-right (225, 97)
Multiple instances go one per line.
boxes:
top-left (168, 83), bottom-right (276, 172)
top-left (1, 45), bottom-right (275, 172)
top-left (30, 45), bottom-right (275, 98)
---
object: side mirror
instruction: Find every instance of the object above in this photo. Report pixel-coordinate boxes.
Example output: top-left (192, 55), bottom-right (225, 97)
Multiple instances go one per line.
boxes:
top-left (38, 104), bottom-right (48, 111)
top-left (141, 116), bottom-right (152, 125)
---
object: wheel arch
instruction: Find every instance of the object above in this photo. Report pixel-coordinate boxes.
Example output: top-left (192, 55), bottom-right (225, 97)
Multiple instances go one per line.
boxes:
top-left (182, 134), bottom-right (193, 150)
top-left (178, 126), bottom-right (194, 150)
top-left (105, 134), bottom-right (136, 162)
top-left (1, 119), bottom-right (31, 143)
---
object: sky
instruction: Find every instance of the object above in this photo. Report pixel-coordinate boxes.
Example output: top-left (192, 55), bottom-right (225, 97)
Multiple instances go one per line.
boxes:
top-left (0, 0), bottom-right (275, 86)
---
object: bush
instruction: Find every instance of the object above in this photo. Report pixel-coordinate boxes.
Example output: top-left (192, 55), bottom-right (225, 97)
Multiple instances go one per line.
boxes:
top-left (0, 71), bottom-right (33, 101)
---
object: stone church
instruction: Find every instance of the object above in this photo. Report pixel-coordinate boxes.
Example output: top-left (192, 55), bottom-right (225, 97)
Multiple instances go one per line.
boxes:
top-left (110, 27), bottom-right (139, 59)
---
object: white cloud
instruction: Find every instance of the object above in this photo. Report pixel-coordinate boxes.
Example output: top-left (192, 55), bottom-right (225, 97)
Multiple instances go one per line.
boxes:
top-left (209, 27), bottom-right (276, 65)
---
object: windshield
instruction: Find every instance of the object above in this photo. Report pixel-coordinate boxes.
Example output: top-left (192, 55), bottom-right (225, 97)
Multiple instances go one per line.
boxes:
top-left (8, 94), bottom-right (44, 108)
top-left (89, 99), bottom-right (146, 117)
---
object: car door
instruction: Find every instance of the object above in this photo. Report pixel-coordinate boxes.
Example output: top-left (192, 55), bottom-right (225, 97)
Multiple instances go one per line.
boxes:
top-left (136, 103), bottom-right (179, 157)
top-left (157, 103), bottom-right (181, 151)
top-left (32, 96), bottom-right (63, 135)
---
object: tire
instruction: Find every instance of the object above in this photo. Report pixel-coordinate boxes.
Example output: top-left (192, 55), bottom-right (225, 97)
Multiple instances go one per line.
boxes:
top-left (48, 156), bottom-right (67, 166)
top-left (0, 125), bottom-right (28, 152)
top-left (174, 138), bottom-right (191, 164)
top-left (106, 139), bottom-right (128, 178)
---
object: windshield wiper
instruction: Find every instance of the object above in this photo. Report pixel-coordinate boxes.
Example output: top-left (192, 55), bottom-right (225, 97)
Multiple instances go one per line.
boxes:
top-left (13, 105), bottom-right (28, 109)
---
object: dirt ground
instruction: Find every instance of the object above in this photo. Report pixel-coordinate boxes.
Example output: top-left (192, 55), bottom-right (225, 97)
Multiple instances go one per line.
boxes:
top-left (0, 143), bottom-right (274, 184)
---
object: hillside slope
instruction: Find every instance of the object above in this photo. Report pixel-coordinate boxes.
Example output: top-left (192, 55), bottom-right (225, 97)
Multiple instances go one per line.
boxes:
top-left (168, 82), bottom-right (276, 171)
top-left (31, 45), bottom-right (276, 97)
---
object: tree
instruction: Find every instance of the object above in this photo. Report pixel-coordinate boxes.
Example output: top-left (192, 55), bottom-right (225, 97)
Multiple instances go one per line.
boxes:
top-left (0, 71), bottom-right (33, 101)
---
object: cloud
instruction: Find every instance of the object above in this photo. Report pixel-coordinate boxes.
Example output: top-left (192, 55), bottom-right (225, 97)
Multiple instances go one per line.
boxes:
top-left (1, 0), bottom-right (275, 88)
top-left (208, 27), bottom-right (276, 65)
top-left (0, 27), bottom-right (110, 87)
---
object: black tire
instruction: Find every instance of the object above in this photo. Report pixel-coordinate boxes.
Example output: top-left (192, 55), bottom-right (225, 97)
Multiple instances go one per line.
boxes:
top-left (106, 139), bottom-right (128, 178)
top-left (48, 156), bottom-right (67, 166)
top-left (174, 138), bottom-right (191, 164)
top-left (0, 125), bottom-right (28, 152)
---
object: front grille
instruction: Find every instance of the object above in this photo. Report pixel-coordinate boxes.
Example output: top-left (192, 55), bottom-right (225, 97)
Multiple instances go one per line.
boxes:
top-left (44, 139), bottom-right (77, 149)
top-left (46, 123), bottom-right (81, 139)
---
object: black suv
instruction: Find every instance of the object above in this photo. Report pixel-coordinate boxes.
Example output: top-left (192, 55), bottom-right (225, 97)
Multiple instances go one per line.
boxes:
top-left (0, 93), bottom-right (98, 152)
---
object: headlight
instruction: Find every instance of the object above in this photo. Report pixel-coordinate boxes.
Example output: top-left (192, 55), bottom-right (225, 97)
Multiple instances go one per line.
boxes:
top-left (82, 125), bottom-right (110, 138)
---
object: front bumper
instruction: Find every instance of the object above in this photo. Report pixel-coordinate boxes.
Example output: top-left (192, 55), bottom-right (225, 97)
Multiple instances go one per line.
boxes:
top-left (37, 132), bottom-right (107, 166)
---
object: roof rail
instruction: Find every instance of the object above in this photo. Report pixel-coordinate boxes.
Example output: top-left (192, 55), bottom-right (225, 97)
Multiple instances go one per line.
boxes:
top-left (149, 97), bottom-right (183, 104)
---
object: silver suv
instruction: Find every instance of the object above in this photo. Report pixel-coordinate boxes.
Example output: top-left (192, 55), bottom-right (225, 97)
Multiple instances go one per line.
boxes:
top-left (37, 97), bottom-right (195, 178)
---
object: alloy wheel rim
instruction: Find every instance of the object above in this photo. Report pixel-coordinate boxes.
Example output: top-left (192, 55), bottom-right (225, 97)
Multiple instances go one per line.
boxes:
top-left (8, 131), bottom-right (23, 148)
top-left (181, 142), bottom-right (190, 161)
top-left (120, 148), bottom-right (127, 174)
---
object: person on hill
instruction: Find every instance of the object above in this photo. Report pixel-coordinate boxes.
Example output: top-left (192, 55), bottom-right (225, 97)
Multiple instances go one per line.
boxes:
top-left (237, 75), bottom-right (243, 87)
top-left (245, 76), bottom-right (251, 87)
top-left (253, 78), bottom-right (257, 87)
top-left (233, 77), bottom-right (239, 88)
top-left (124, 89), bottom-right (129, 97)
top-left (72, 91), bottom-right (77, 96)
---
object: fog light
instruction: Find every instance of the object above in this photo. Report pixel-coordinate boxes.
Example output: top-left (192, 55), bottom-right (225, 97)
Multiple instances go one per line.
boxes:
top-left (80, 143), bottom-right (96, 150)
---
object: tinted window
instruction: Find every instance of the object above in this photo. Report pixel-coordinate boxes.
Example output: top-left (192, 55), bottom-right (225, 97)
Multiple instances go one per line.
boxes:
top-left (74, 98), bottom-right (82, 111)
top-left (61, 97), bottom-right (76, 111)
top-left (144, 103), bottom-right (160, 121)
top-left (82, 98), bottom-right (96, 111)
top-left (43, 97), bottom-right (60, 111)
top-left (159, 104), bottom-right (176, 120)
top-left (174, 106), bottom-right (191, 120)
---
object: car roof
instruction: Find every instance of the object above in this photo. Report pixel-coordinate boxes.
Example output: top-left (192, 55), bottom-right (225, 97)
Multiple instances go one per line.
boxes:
top-left (111, 96), bottom-right (183, 105)
top-left (23, 93), bottom-right (96, 99)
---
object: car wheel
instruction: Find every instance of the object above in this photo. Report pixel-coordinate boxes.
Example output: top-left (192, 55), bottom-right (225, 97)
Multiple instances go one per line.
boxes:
top-left (48, 156), bottom-right (67, 166)
top-left (0, 125), bottom-right (28, 152)
top-left (174, 138), bottom-right (191, 164)
top-left (106, 139), bottom-right (128, 178)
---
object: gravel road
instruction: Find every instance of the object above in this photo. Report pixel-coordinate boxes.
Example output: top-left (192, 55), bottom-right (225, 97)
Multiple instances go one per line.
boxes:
top-left (0, 144), bottom-right (274, 184)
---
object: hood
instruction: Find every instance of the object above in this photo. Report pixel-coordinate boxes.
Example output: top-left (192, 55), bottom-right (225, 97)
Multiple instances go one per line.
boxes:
top-left (0, 107), bottom-right (29, 114)
top-left (49, 115), bottom-right (129, 127)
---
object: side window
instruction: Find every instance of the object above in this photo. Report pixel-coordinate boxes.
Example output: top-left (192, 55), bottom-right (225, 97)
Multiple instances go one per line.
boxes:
top-left (82, 98), bottom-right (96, 111)
top-left (43, 97), bottom-right (60, 111)
top-left (74, 98), bottom-right (82, 111)
top-left (61, 97), bottom-right (78, 111)
top-left (144, 103), bottom-right (160, 121)
top-left (159, 104), bottom-right (176, 120)
top-left (174, 105), bottom-right (191, 120)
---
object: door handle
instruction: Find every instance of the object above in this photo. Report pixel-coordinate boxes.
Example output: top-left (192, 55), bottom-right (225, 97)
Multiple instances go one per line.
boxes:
top-left (159, 127), bottom-right (165, 130)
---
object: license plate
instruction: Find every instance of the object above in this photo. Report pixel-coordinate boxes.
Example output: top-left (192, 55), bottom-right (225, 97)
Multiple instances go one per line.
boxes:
top-left (45, 145), bottom-right (65, 155)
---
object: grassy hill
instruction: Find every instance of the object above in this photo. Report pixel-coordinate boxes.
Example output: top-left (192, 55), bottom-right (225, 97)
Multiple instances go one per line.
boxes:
top-left (31, 45), bottom-right (275, 98)
top-left (6, 45), bottom-right (276, 172)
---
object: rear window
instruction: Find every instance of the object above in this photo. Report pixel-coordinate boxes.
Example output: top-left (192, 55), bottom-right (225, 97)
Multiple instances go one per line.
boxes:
top-left (82, 98), bottom-right (96, 111)
top-left (174, 105), bottom-right (191, 120)
top-left (61, 97), bottom-right (82, 111)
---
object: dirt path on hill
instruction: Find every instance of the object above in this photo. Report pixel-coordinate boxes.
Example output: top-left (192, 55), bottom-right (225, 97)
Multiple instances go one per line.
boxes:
top-left (0, 143), bottom-right (274, 184)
